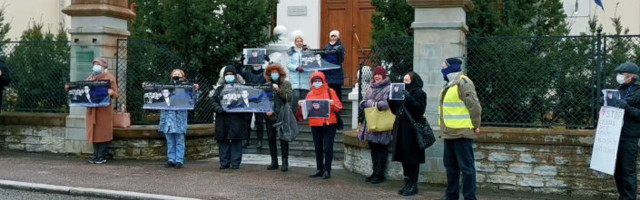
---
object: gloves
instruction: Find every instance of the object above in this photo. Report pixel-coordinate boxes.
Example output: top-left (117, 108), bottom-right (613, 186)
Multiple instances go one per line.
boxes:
top-left (263, 54), bottom-right (270, 62)
top-left (296, 67), bottom-right (304, 72)
top-left (615, 99), bottom-right (628, 109)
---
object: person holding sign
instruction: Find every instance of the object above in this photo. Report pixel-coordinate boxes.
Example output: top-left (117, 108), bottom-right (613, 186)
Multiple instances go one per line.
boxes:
top-left (609, 62), bottom-right (640, 200)
top-left (211, 66), bottom-right (252, 170)
top-left (358, 66), bottom-right (392, 184)
top-left (65, 57), bottom-right (118, 164)
top-left (286, 35), bottom-right (311, 115)
top-left (300, 71), bottom-right (343, 179)
top-left (153, 69), bottom-right (199, 169)
top-left (263, 63), bottom-right (293, 171)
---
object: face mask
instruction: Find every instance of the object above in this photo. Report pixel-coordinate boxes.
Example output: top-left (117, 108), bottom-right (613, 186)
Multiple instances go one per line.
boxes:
top-left (253, 66), bottom-right (262, 71)
top-left (313, 82), bottom-right (323, 89)
top-left (172, 76), bottom-right (181, 81)
top-left (617, 74), bottom-right (627, 84)
top-left (224, 75), bottom-right (235, 83)
top-left (92, 65), bottom-right (103, 75)
top-left (270, 73), bottom-right (280, 81)
top-left (441, 64), bottom-right (461, 81)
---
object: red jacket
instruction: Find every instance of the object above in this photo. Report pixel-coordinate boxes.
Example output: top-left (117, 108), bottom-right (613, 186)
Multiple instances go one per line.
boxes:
top-left (303, 71), bottom-right (343, 127)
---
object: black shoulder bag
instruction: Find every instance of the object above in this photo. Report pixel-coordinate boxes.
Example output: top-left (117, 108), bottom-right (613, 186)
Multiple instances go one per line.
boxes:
top-left (403, 106), bottom-right (435, 149)
top-left (328, 88), bottom-right (344, 130)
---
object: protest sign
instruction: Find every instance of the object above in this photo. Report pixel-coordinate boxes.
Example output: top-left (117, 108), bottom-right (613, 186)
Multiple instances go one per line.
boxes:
top-left (143, 83), bottom-right (196, 110)
top-left (244, 48), bottom-right (267, 65)
top-left (303, 99), bottom-right (330, 119)
top-left (300, 49), bottom-right (341, 71)
top-left (390, 83), bottom-right (405, 100)
top-left (602, 89), bottom-right (621, 107)
top-left (221, 84), bottom-right (274, 113)
top-left (590, 106), bottom-right (625, 175)
top-left (68, 81), bottom-right (111, 107)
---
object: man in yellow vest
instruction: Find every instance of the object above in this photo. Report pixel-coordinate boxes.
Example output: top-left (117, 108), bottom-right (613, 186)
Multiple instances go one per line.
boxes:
top-left (438, 57), bottom-right (481, 200)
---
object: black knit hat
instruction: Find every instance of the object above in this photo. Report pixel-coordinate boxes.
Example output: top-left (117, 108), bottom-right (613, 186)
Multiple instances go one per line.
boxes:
top-left (223, 65), bottom-right (237, 75)
top-left (614, 62), bottom-right (639, 75)
top-left (445, 57), bottom-right (463, 66)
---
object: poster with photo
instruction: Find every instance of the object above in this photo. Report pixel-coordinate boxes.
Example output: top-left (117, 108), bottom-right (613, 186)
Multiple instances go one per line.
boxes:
top-left (220, 84), bottom-right (274, 113)
top-left (68, 81), bottom-right (111, 107)
top-left (243, 48), bottom-right (267, 65)
top-left (300, 49), bottom-right (340, 71)
top-left (143, 83), bottom-right (196, 110)
top-left (602, 89), bottom-right (621, 107)
top-left (304, 99), bottom-right (330, 119)
top-left (389, 83), bottom-right (405, 100)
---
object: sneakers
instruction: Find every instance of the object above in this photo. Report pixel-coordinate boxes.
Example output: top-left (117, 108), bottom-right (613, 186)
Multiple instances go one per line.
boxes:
top-left (174, 163), bottom-right (183, 169)
top-left (88, 157), bottom-right (98, 164)
top-left (93, 158), bottom-right (107, 164)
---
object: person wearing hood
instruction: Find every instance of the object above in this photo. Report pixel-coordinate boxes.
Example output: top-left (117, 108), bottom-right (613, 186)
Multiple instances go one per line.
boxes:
top-left (323, 30), bottom-right (346, 102)
top-left (211, 65), bottom-right (252, 170)
top-left (263, 63), bottom-right (293, 171)
top-left (300, 71), bottom-right (343, 179)
top-left (609, 62), bottom-right (640, 200)
top-left (389, 72), bottom-right (427, 196)
top-left (358, 66), bottom-right (392, 184)
top-left (241, 63), bottom-right (268, 149)
top-left (64, 57), bottom-right (118, 164)
top-left (286, 35), bottom-right (311, 115)
top-left (437, 57), bottom-right (482, 200)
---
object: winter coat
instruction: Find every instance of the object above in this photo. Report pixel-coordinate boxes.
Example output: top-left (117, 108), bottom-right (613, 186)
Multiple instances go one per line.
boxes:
top-left (0, 60), bottom-right (10, 112)
top-left (211, 67), bottom-right (251, 140)
top-left (304, 71), bottom-right (343, 127)
top-left (439, 72), bottom-right (482, 140)
top-left (358, 77), bottom-right (392, 145)
top-left (242, 68), bottom-right (267, 85)
top-left (618, 81), bottom-right (640, 138)
top-left (389, 73), bottom-right (426, 164)
top-left (323, 39), bottom-right (346, 85)
top-left (265, 71), bottom-right (293, 123)
top-left (85, 72), bottom-right (119, 143)
top-left (286, 46), bottom-right (312, 90)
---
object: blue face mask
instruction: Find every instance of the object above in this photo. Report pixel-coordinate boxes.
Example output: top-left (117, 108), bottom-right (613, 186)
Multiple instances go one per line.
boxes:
top-left (224, 75), bottom-right (235, 83)
top-left (270, 73), bottom-right (280, 81)
top-left (253, 66), bottom-right (262, 71)
top-left (313, 82), bottom-right (323, 89)
top-left (92, 65), bottom-right (103, 75)
top-left (441, 64), bottom-right (461, 81)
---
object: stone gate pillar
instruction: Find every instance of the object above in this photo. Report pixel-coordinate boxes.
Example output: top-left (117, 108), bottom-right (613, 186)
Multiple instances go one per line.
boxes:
top-left (62, 0), bottom-right (135, 154)
top-left (407, 0), bottom-right (474, 183)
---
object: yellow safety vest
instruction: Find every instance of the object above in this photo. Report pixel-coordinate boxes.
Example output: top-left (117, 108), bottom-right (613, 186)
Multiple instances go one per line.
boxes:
top-left (439, 75), bottom-right (474, 128)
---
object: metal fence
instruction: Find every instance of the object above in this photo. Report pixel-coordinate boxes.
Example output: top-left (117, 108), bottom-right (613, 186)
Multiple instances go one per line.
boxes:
top-left (116, 39), bottom-right (217, 125)
top-left (1, 41), bottom-right (70, 113)
top-left (466, 34), bottom-right (640, 128)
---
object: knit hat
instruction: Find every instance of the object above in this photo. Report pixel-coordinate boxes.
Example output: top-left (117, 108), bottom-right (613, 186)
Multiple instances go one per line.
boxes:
top-left (373, 66), bottom-right (386, 79)
top-left (92, 57), bottom-right (108, 68)
top-left (329, 30), bottom-right (340, 38)
top-left (614, 62), bottom-right (639, 75)
top-left (442, 57), bottom-right (463, 81)
top-left (445, 57), bottom-right (463, 68)
top-left (223, 65), bottom-right (237, 75)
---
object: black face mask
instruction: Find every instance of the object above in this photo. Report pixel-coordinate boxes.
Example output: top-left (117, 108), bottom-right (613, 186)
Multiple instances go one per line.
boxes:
top-left (172, 76), bottom-right (181, 81)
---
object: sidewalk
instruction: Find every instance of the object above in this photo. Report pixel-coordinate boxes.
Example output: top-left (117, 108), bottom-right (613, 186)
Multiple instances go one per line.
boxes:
top-left (0, 151), bottom-right (602, 200)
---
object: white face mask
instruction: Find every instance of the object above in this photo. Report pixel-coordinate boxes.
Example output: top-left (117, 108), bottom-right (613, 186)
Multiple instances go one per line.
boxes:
top-left (616, 74), bottom-right (626, 84)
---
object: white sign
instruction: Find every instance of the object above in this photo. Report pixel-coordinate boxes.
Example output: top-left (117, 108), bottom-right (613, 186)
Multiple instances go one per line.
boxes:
top-left (590, 106), bottom-right (625, 175)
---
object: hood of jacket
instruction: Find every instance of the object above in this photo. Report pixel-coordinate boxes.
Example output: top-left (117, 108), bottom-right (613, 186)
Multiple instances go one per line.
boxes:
top-left (406, 72), bottom-right (424, 93)
top-left (309, 71), bottom-right (329, 95)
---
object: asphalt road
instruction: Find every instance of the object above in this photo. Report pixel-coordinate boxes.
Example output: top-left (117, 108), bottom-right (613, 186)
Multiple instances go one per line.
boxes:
top-left (0, 188), bottom-right (109, 200)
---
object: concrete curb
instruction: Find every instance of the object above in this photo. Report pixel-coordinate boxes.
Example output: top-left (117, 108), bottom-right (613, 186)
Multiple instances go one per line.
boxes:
top-left (0, 179), bottom-right (199, 200)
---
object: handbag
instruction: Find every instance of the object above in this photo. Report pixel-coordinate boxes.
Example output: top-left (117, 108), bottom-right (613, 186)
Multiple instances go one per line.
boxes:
top-left (327, 88), bottom-right (344, 130)
top-left (274, 103), bottom-right (300, 142)
top-left (403, 106), bottom-right (435, 149)
top-left (294, 107), bottom-right (304, 122)
top-left (113, 106), bottom-right (131, 128)
top-left (364, 102), bottom-right (395, 132)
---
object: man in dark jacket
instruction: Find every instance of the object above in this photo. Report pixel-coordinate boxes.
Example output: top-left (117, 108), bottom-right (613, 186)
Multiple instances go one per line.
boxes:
top-left (212, 66), bottom-right (252, 169)
top-left (241, 64), bottom-right (267, 148)
top-left (0, 56), bottom-right (10, 113)
top-left (610, 62), bottom-right (640, 200)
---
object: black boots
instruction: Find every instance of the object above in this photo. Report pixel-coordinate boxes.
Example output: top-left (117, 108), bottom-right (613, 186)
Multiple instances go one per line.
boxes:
top-left (322, 171), bottom-right (331, 179)
top-left (400, 177), bottom-right (418, 196)
top-left (365, 173), bottom-right (375, 182)
top-left (370, 174), bottom-right (386, 184)
top-left (309, 170), bottom-right (324, 178)
top-left (280, 141), bottom-right (289, 172)
top-left (267, 156), bottom-right (278, 170)
top-left (398, 177), bottom-right (410, 195)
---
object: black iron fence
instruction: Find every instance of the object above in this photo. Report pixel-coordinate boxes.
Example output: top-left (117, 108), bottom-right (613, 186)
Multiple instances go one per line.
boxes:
top-left (1, 41), bottom-right (70, 113)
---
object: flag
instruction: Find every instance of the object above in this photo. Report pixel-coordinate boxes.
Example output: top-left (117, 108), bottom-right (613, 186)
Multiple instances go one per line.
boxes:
top-left (595, 0), bottom-right (604, 10)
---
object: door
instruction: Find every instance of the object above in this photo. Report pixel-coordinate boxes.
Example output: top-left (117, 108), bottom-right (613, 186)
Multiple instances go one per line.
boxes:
top-left (321, 0), bottom-right (374, 86)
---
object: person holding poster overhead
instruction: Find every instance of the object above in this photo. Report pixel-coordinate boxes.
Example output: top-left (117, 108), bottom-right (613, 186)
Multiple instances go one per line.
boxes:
top-left (323, 30), bottom-right (346, 104)
top-left (211, 66), bottom-right (252, 170)
top-left (300, 71), bottom-right (343, 179)
top-left (609, 62), bottom-right (640, 200)
top-left (65, 57), bottom-right (118, 164)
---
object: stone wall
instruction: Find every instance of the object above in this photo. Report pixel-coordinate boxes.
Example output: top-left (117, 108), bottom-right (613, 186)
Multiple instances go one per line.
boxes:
top-left (112, 124), bottom-right (216, 160)
top-left (0, 113), bottom-right (67, 153)
top-left (343, 127), bottom-right (624, 198)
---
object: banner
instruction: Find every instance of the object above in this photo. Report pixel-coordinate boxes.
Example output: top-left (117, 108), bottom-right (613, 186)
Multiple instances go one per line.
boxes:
top-left (590, 106), bottom-right (625, 175)
top-left (389, 83), bottom-right (405, 100)
top-left (302, 99), bottom-right (330, 119)
top-left (300, 49), bottom-right (341, 71)
top-left (68, 81), bottom-right (111, 107)
top-left (143, 83), bottom-right (196, 110)
top-left (221, 84), bottom-right (274, 113)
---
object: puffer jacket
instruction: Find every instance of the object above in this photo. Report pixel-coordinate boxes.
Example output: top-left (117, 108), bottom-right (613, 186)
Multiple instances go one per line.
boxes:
top-left (286, 46), bottom-right (311, 90)
top-left (358, 77), bottom-right (392, 145)
top-left (323, 39), bottom-right (345, 85)
top-left (304, 71), bottom-right (343, 126)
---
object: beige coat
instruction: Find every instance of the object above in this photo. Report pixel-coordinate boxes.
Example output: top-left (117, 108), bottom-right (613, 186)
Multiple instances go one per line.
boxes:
top-left (439, 72), bottom-right (482, 140)
top-left (85, 72), bottom-right (118, 143)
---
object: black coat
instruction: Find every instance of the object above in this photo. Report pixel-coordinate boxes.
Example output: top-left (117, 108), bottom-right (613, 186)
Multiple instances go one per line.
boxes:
top-left (242, 68), bottom-right (266, 85)
top-left (211, 83), bottom-right (251, 140)
top-left (0, 61), bottom-right (10, 111)
top-left (619, 81), bottom-right (640, 138)
top-left (389, 74), bottom-right (426, 164)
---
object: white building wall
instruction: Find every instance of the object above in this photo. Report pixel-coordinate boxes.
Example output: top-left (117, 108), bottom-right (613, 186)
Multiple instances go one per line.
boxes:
top-left (276, 0), bottom-right (321, 49)
top-left (564, 0), bottom-right (640, 35)
top-left (1, 0), bottom-right (71, 40)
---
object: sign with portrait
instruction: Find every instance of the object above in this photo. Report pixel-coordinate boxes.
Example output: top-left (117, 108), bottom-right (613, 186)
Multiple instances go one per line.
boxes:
top-left (300, 49), bottom-right (340, 71)
top-left (221, 84), bottom-right (274, 113)
top-left (143, 83), bottom-right (196, 110)
top-left (301, 99), bottom-right (330, 119)
top-left (389, 83), bottom-right (405, 100)
top-left (243, 48), bottom-right (267, 65)
top-left (590, 106), bottom-right (625, 175)
top-left (602, 89), bottom-right (621, 107)
top-left (68, 81), bottom-right (111, 107)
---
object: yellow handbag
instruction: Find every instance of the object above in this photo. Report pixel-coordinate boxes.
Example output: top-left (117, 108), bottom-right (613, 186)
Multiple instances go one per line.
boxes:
top-left (364, 103), bottom-right (395, 132)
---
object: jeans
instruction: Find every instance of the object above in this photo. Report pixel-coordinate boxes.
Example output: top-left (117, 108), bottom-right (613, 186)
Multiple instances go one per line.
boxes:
top-left (615, 137), bottom-right (639, 200)
top-left (368, 142), bottom-right (389, 176)
top-left (292, 89), bottom-right (309, 114)
top-left (165, 133), bottom-right (186, 164)
top-left (311, 124), bottom-right (337, 172)
top-left (218, 139), bottom-right (243, 167)
top-left (443, 138), bottom-right (477, 200)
